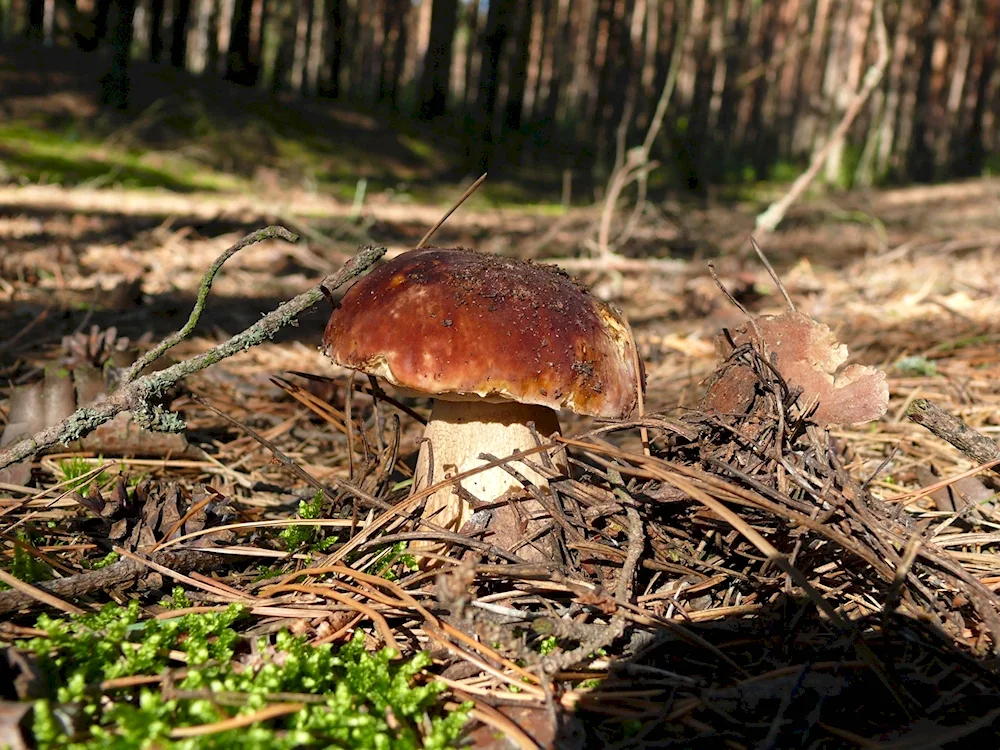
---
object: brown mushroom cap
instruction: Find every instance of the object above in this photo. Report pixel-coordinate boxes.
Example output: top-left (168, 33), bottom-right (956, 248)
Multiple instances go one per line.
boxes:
top-left (323, 247), bottom-right (642, 419)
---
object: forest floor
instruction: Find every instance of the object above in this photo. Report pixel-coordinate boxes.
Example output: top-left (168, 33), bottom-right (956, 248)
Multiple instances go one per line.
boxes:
top-left (5, 42), bottom-right (1000, 750)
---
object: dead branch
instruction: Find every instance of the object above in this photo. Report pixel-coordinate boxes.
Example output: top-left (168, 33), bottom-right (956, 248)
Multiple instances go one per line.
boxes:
top-left (755, 0), bottom-right (889, 235)
top-left (0, 228), bottom-right (386, 472)
top-left (0, 549), bottom-right (220, 615)
top-left (594, 17), bottom-right (686, 258)
top-left (907, 398), bottom-right (1000, 467)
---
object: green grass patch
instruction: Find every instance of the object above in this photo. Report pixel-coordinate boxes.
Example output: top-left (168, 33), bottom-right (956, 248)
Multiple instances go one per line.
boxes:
top-left (57, 456), bottom-right (109, 493)
top-left (0, 123), bottom-right (244, 192)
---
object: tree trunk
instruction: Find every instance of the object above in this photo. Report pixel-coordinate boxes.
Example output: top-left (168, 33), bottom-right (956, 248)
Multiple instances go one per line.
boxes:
top-left (148, 0), bottom-right (165, 61)
top-left (471, 0), bottom-right (516, 170)
top-left (269, 0), bottom-right (296, 91)
top-left (203, 0), bottom-right (221, 74)
top-left (99, 0), bottom-right (138, 108)
top-left (24, 0), bottom-right (43, 38)
top-left (76, 0), bottom-right (115, 50)
top-left (792, 0), bottom-right (832, 154)
top-left (906, 0), bottom-right (943, 182)
top-left (318, 0), bottom-right (343, 97)
top-left (169, 0), bottom-right (191, 67)
top-left (380, 0), bottom-right (409, 109)
top-left (289, 0), bottom-right (310, 91)
top-left (460, 0), bottom-right (480, 113)
top-left (521, 0), bottom-right (546, 122)
top-left (957, 0), bottom-right (998, 176)
top-left (416, 0), bottom-right (457, 120)
top-left (873, 0), bottom-right (913, 178)
top-left (500, 0), bottom-right (533, 137)
top-left (225, 0), bottom-right (257, 83)
top-left (541, 0), bottom-right (570, 125)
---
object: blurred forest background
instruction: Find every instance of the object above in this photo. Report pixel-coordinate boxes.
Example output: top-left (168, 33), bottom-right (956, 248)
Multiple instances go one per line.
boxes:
top-left (2, 0), bottom-right (999, 201)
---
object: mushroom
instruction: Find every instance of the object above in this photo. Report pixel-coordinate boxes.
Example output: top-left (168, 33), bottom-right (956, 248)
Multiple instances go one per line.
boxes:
top-left (323, 247), bottom-right (642, 556)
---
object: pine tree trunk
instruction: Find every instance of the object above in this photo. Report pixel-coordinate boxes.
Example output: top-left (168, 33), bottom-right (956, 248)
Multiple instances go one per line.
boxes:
top-left (542, 0), bottom-right (570, 125)
top-left (270, 0), bottom-right (296, 91)
top-left (99, 0), bottom-right (137, 108)
top-left (522, 0), bottom-right (546, 123)
top-left (203, 0), bottom-right (220, 74)
top-left (472, 0), bottom-right (516, 170)
top-left (379, 0), bottom-right (409, 109)
top-left (459, 0), bottom-right (480, 112)
top-left (873, 0), bottom-right (913, 178)
top-left (958, 0), bottom-right (998, 175)
top-left (906, 0), bottom-right (943, 182)
top-left (169, 0), bottom-right (191, 66)
top-left (24, 0), bottom-right (43, 38)
top-left (500, 0), bottom-right (533, 137)
top-left (148, 0), bottom-right (165, 60)
top-left (792, 0), bottom-right (831, 155)
top-left (318, 0), bottom-right (342, 97)
top-left (416, 0), bottom-right (457, 120)
top-left (225, 0), bottom-right (257, 83)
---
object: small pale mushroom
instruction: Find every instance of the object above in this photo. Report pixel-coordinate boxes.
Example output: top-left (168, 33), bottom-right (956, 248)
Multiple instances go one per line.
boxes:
top-left (323, 247), bottom-right (643, 558)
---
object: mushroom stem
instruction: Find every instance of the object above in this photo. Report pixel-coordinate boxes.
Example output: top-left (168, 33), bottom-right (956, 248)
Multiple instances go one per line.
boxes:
top-left (412, 399), bottom-right (566, 547)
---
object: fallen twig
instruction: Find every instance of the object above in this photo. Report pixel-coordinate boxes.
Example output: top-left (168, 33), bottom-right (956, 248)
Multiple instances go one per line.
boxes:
top-left (0, 549), bottom-right (222, 615)
top-left (0, 228), bottom-right (386, 472)
top-left (907, 398), bottom-right (1000, 467)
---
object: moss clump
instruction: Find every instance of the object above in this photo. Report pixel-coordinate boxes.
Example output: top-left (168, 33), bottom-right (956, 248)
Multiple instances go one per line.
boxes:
top-left (19, 599), bottom-right (470, 749)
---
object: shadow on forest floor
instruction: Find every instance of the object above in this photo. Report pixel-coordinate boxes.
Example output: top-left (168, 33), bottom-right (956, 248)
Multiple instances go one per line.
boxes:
top-left (0, 39), bottom-right (575, 206)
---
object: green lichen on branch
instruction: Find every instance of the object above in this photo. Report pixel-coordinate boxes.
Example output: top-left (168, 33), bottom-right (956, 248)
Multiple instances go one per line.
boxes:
top-left (132, 402), bottom-right (188, 433)
top-left (58, 405), bottom-right (115, 445)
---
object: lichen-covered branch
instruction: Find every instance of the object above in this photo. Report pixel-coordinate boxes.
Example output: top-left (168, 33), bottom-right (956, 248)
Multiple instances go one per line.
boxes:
top-left (0, 230), bottom-right (385, 471)
top-left (121, 225), bottom-right (299, 385)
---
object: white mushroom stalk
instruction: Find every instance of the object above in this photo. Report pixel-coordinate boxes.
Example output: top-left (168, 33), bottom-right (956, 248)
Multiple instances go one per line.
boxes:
top-left (413, 399), bottom-right (566, 536)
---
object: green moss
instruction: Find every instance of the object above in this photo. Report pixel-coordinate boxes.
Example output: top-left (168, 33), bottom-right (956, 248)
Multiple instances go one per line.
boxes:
top-left (537, 636), bottom-right (558, 656)
top-left (2, 531), bottom-right (51, 587)
top-left (19, 601), bottom-right (470, 749)
top-left (369, 541), bottom-right (418, 582)
top-left (279, 491), bottom-right (327, 551)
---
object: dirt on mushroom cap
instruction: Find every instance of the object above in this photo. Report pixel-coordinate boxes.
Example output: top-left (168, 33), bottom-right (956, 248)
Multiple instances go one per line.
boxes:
top-left (323, 247), bottom-right (642, 419)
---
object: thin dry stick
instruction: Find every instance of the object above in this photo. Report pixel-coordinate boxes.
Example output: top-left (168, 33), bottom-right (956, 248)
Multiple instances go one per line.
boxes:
top-left (169, 703), bottom-right (306, 739)
top-left (112, 546), bottom-right (245, 601)
top-left (750, 236), bottom-right (796, 311)
top-left (885, 458), bottom-right (1000, 505)
top-left (0, 230), bottom-right (386, 471)
top-left (416, 172), bottom-right (488, 249)
top-left (189, 393), bottom-right (389, 514)
top-left (556, 434), bottom-right (915, 710)
top-left (322, 443), bottom-right (555, 564)
top-left (708, 262), bottom-right (763, 341)
top-left (262, 583), bottom-right (402, 653)
top-left (755, 0), bottom-right (889, 234)
top-left (0, 549), bottom-right (221, 615)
